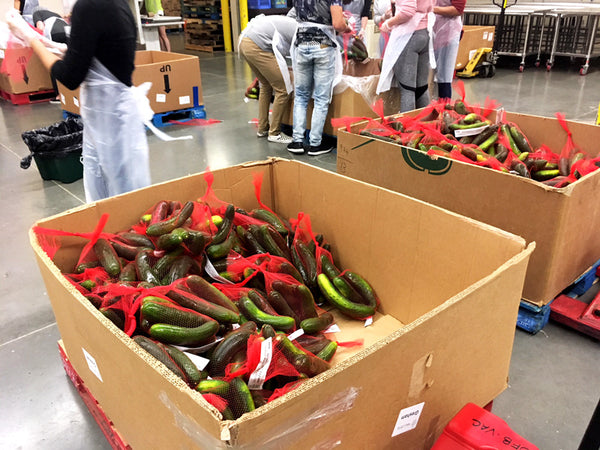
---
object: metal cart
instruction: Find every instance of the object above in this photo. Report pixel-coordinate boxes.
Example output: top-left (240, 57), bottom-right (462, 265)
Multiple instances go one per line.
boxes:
top-left (545, 7), bottom-right (600, 75)
top-left (463, 4), bottom-right (554, 72)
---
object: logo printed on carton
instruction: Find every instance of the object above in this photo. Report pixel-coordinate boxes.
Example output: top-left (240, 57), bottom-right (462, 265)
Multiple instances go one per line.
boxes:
top-left (401, 147), bottom-right (452, 175)
top-left (392, 402), bottom-right (425, 436)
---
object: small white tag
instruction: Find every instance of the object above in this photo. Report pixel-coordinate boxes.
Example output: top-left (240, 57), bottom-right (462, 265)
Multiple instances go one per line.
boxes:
top-left (454, 124), bottom-right (488, 137)
top-left (232, 323), bottom-right (240, 330)
top-left (82, 347), bottom-right (103, 382)
top-left (288, 328), bottom-right (304, 341)
top-left (183, 352), bottom-right (210, 371)
top-left (392, 402), bottom-right (425, 437)
top-left (73, 97), bottom-right (79, 107)
top-left (244, 97), bottom-right (250, 103)
top-left (156, 93), bottom-right (166, 103)
top-left (248, 337), bottom-right (273, 390)
top-left (179, 95), bottom-right (190, 105)
top-left (323, 324), bottom-right (341, 334)
top-left (204, 257), bottom-right (234, 284)
top-left (468, 49), bottom-right (477, 62)
top-left (364, 316), bottom-right (373, 327)
top-left (488, 32), bottom-right (494, 41)
top-left (483, 32), bottom-right (489, 39)
top-left (60, 93), bottom-right (65, 104)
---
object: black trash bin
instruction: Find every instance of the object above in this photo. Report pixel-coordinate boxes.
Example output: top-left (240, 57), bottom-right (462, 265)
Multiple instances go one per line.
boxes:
top-left (20, 117), bottom-right (84, 184)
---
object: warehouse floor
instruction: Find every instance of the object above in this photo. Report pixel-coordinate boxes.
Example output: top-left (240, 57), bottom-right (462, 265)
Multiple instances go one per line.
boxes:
top-left (1, 32), bottom-right (599, 449)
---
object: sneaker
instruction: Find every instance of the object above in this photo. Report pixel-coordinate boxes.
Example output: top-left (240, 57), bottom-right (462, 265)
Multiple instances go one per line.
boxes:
top-left (256, 130), bottom-right (268, 138)
top-left (268, 133), bottom-right (293, 144)
top-left (307, 143), bottom-right (333, 156)
top-left (287, 141), bottom-right (305, 154)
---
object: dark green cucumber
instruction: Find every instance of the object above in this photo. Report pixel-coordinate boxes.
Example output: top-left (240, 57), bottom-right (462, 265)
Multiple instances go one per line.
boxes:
top-left (274, 334), bottom-right (330, 377)
top-left (141, 296), bottom-right (214, 328)
top-left (249, 208), bottom-right (289, 235)
top-left (238, 295), bottom-right (295, 332)
top-left (206, 231), bottom-right (235, 260)
top-left (319, 254), bottom-right (341, 281)
top-left (153, 247), bottom-right (184, 279)
top-left (227, 377), bottom-right (255, 419)
top-left (93, 238), bottom-right (121, 277)
top-left (133, 335), bottom-right (187, 382)
top-left (315, 341), bottom-right (338, 362)
top-left (342, 271), bottom-right (380, 309)
top-left (196, 379), bottom-right (230, 396)
top-left (184, 230), bottom-right (211, 256)
top-left (266, 289), bottom-right (300, 325)
top-left (300, 312), bottom-right (334, 334)
top-left (157, 227), bottom-right (189, 251)
top-left (148, 321), bottom-right (219, 347)
top-left (163, 344), bottom-right (203, 387)
top-left (118, 261), bottom-right (138, 282)
top-left (116, 231), bottom-right (155, 249)
top-left (208, 321), bottom-right (257, 376)
top-left (212, 203), bottom-right (235, 245)
top-left (248, 289), bottom-right (279, 316)
top-left (509, 125), bottom-right (532, 154)
top-left (146, 201), bottom-right (195, 236)
top-left (111, 240), bottom-right (147, 261)
top-left (185, 275), bottom-right (239, 313)
top-left (317, 273), bottom-right (375, 320)
top-left (166, 288), bottom-right (240, 324)
top-left (135, 249), bottom-right (160, 285)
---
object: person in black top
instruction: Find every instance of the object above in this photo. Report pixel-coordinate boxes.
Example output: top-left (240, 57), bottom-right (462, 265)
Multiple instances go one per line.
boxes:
top-left (8, 1), bottom-right (151, 202)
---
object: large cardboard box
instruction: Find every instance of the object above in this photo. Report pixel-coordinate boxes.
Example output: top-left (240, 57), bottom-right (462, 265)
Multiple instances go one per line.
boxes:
top-left (456, 26), bottom-right (495, 70)
top-left (283, 59), bottom-right (401, 136)
top-left (57, 50), bottom-right (203, 115)
top-left (337, 111), bottom-right (600, 306)
top-left (0, 46), bottom-right (54, 94)
top-left (30, 158), bottom-right (533, 449)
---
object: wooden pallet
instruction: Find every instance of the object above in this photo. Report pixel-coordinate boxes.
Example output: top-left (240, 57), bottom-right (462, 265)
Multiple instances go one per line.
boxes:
top-left (185, 43), bottom-right (225, 53)
top-left (0, 88), bottom-right (57, 105)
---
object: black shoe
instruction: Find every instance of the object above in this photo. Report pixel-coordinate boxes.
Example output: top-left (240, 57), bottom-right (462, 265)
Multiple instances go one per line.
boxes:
top-left (307, 142), bottom-right (333, 156)
top-left (287, 141), bottom-right (305, 154)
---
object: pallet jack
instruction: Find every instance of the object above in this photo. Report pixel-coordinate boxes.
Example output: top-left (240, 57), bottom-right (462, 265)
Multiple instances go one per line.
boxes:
top-left (456, 48), bottom-right (496, 78)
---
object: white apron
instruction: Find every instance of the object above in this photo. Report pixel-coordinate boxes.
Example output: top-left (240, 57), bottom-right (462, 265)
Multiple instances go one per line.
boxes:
top-left (376, 12), bottom-right (437, 94)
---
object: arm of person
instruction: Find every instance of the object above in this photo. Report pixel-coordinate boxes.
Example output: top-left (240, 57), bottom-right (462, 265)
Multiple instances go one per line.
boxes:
top-left (386, 0), bottom-right (417, 27)
top-left (433, 5), bottom-right (460, 16)
top-left (331, 4), bottom-right (352, 33)
top-left (373, 0), bottom-right (392, 27)
top-left (30, 38), bottom-right (61, 71)
top-left (358, 0), bottom-right (371, 36)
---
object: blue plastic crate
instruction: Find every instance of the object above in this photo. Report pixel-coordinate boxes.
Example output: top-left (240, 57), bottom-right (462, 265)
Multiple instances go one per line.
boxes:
top-left (516, 300), bottom-right (553, 334)
top-left (248, 0), bottom-right (271, 9)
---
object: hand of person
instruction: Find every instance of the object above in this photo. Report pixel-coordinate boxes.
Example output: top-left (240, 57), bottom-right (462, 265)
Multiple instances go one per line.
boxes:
top-left (380, 19), bottom-right (392, 34)
top-left (6, 9), bottom-right (41, 45)
top-left (357, 29), bottom-right (366, 40)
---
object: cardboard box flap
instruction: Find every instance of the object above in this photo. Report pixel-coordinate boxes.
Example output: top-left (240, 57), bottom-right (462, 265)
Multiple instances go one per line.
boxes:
top-left (134, 50), bottom-right (196, 65)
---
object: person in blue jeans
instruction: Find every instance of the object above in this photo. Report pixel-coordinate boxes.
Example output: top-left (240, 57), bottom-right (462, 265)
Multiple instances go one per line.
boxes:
top-left (288, 0), bottom-right (351, 156)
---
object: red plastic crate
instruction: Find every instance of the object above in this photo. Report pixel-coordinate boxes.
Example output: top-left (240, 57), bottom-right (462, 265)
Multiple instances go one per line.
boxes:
top-left (431, 403), bottom-right (538, 450)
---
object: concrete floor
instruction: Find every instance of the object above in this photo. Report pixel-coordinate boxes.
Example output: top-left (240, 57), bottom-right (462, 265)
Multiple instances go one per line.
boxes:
top-left (1, 32), bottom-right (599, 449)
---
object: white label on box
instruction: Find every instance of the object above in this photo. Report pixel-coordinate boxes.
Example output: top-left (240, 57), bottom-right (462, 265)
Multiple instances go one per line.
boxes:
top-left (454, 124), bottom-right (489, 138)
top-left (184, 352), bottom-right (210, 371)
top-left (179, 95), bottom-right (191, 105)
top-left (392, 402), bottom-right (425, 437)
top-left (74, 97), bottom-right (79, 107)
top-left (364, 316), bottom-right (373, 327)
top-left (288, 328), bottom-right (304, 341)
top-left (324, 324), bottom-right (341, 334)
top-left (488, 32), bottom-right (494, 41)
top-left (82, 347), bottom-right (103, 382)
top-left (468, 49), bottom-right (477, 62)
top-left (156, 93), bottom-right (166, 103)
top-left (248, 337), bottom-right (272, 390)
top-left (60, 93), bottom-right (65, 104)
top-left (483, 32), bottom-right (489, 40)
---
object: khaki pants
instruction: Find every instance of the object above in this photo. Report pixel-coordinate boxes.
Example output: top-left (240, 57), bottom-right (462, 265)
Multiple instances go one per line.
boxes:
top-left (239, 37), bottom-right (291, 136)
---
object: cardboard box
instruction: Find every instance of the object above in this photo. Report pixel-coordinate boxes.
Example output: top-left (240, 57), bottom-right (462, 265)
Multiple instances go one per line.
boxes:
top-left (57, 50), bottom-right (203, 115)
top-left (283, 60), bottom-right (401, 136)
top-left (0, 46), bottom-right (54, 94)
top-left (456, 26), bottom-right (495, 70)
top-left (30, 158), bottom-right (533, 448)
top-left (337, 111), bottom-right (600, 306)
